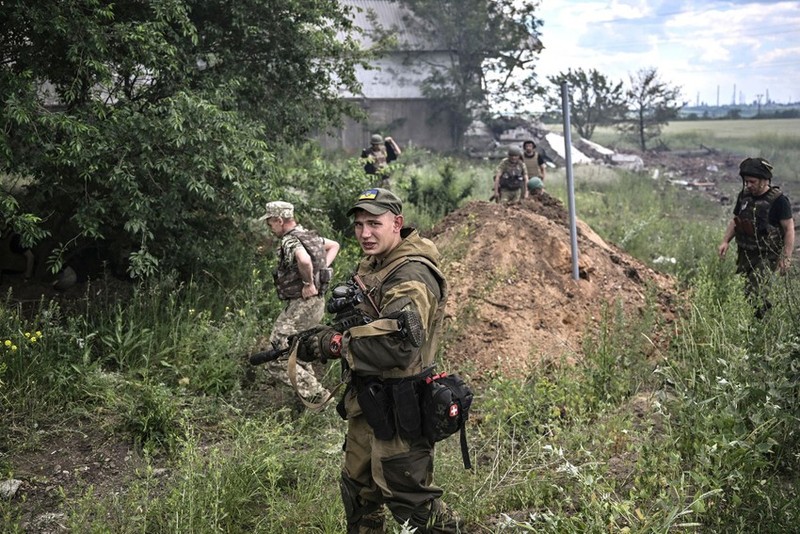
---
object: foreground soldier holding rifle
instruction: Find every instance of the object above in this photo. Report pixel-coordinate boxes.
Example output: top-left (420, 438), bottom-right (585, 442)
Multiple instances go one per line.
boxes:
top-left (252, 188), bottom-right (465, 533)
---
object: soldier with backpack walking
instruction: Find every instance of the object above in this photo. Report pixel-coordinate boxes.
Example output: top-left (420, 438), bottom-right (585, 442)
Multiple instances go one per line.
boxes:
top-left (361, 134), bottom-right (402, 189)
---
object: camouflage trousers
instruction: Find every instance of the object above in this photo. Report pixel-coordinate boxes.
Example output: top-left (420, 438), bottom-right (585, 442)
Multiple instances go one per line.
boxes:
top-left (266, 295), bottom-right (329, 399)
top-left (498, 187), bottom-right (524, 202)
top-left (340, 392), bottom-right (461, 533)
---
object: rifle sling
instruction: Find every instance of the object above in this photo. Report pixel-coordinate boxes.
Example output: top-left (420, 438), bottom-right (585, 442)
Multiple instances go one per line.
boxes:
top-left (286, 318), bottom-right (402, 411)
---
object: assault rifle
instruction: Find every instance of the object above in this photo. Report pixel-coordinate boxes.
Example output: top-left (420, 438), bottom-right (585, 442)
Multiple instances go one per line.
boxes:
top-left (249, 275), bottom-right (376, 366)
top-left (248, 274), bottom-right (422, 365)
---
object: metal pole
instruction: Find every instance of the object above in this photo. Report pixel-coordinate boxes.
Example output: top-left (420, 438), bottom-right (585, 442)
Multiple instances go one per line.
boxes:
top-left (560, 81), bottom-right (580, 280)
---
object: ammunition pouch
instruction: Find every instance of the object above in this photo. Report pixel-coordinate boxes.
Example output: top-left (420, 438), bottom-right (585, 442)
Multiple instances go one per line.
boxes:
top-left (354, 375), bottom-right (424, 441)
top-left (391, 380), bottom-right (423, 440)
top-left (357, 380), bottom-right (395, 441)
top-left (499, 171), bottom-right (524, 190)
top-left (351, 371), bottom-right (474, 467)
top-left (318, 267), bottom-right (332, 289)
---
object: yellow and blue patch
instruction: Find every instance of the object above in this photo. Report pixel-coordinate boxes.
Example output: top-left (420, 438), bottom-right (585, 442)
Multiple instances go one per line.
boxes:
top-left (358, 189), bottom-right (379, 200)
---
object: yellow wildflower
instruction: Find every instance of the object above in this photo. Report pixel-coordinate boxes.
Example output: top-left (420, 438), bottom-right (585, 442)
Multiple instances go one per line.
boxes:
top-left (24, 332), bottom-right (30, 338)
top-left (36, 331), bottom-right (42, 337)
top-left (3, 340), bottom-right (10, 347)
top-left (11, 345), bottom-right (17, 351)
top-left (30, 336), bottom-right (37, 343)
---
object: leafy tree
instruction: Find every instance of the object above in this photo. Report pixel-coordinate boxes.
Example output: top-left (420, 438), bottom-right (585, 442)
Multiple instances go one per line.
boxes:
top-left (619, 67), bottom-right (682, 151)
top-left (395, 0), bottom-right (543, 148)
top-left (0, 0), bottom-right (365, 279)
top-left (546, 68), bottom-right (626, 140)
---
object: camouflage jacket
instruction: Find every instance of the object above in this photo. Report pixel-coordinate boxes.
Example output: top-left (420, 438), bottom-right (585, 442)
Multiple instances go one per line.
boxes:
top-left (342, 228), bottom-right (447, 380)
top-left (495, 158), bottom-right (528, 190)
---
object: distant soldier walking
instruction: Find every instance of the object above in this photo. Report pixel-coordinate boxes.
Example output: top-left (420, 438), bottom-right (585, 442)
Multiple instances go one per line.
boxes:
top-left (718, 157), bottom-right (795, 316)
top-left (493, 146), bottom-right (529, 203)
top-left (522, 139), bottom-right (547, 183)
top-left (260, 201), bottom-right (340, 400)
top-left (361, 134), bottom-right (402, 189)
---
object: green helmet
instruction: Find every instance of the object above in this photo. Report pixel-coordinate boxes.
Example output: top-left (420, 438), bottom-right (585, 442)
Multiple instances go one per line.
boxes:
top-left (527, 177), bottom-right (544, 192)
top-left (508, 146), bottom-right (523, 157)
top-left (370, 134), bottom-right (384, 145)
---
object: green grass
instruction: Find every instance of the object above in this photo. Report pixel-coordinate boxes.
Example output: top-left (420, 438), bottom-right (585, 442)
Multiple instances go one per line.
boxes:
top-left (3, 125), bottom-right (800, 532)
top-left (545, 119), bottom-right (800, 185)
top-left (664, 118), bottom-right (800, 140)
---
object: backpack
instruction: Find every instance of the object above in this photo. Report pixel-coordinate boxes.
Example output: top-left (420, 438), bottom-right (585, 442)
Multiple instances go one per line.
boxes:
top-left (421, 372), bottom-right (474, 469)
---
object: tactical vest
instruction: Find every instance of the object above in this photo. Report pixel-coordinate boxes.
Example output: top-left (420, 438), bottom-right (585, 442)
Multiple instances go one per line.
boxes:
top-left (344, 255), bottom-right (447, 380)
top-left (523, 151), bottom-right (541, 178)
top-left (369, 146), bottom-right (388, 173)
top-left (499, 161), bottom-right (526, 190)
top-left (734, 186), bottom-right (784, 254)
top-left (273, 228), bottom-right (328, 300)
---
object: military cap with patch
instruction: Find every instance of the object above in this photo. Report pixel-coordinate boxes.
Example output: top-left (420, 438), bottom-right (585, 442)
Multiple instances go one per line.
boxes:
top-left (347, 188), bottom-right (403, 216)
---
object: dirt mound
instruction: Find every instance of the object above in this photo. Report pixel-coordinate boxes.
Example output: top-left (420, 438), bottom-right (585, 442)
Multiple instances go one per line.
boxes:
top-left (428, 195), bottom-right (677, 380)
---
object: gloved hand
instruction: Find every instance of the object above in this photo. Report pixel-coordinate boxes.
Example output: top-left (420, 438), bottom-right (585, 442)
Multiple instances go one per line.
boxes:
top-left (295, 326), bottom-right (343, 363)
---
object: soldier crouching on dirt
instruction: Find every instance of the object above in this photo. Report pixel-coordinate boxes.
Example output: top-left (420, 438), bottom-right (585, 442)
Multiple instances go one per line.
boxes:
top-left (295, 188), bottom-right (461, 533)
top-left (718, 157), bottom-right (795, 317)
top-left (260, 200), bottom-right (340, 401)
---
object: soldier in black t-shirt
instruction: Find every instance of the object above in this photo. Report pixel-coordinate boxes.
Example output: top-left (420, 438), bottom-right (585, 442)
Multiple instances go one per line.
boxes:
top-left (718, 157), bottom-right (795, 315)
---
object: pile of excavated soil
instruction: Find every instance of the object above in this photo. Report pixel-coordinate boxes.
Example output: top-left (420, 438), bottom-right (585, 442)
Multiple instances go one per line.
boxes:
top-left (427, 195), bottom-right (677, 381)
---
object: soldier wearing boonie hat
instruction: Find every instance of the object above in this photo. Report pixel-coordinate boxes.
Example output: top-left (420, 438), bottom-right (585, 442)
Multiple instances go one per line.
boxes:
top-left (259, 200), bottom-right (295, 221)
top-left (718, 157), bottom-right (795, 318)
top-left (257, 199), bottom-right (340, 402)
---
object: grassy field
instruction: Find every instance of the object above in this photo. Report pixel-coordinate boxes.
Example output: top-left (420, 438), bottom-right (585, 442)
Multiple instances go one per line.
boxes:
top-left (545, 118), bottom-right (800, 186)
top-left (664, 118), bottom-right (800, 139)
top-left (545, 118), bottom-right (800, 140)
top-left (3, 126), bottom-right (800, 532)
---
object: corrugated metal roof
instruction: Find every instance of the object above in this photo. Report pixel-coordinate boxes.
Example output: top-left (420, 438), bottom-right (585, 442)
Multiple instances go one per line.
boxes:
top-left (340, 0), bottom-right (440, 50)
top-left (341, 54), bottom-right (454, 99)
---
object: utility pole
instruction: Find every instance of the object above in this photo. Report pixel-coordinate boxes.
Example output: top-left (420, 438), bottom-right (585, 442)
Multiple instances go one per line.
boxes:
top-left (756, 94), bottom-right (763, 116)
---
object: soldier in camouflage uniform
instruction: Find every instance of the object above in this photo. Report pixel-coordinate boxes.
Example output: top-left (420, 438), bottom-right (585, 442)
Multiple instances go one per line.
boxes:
top-left (261, 201), bottom-right (340, 400)
top-left (493, 146), bottom-right (529, 203)
top-left (296, 189), bottom-right (461, 533)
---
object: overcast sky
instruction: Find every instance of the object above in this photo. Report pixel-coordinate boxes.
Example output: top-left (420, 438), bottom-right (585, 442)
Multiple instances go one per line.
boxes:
top-left (532, 0), bottom-right (800, 108)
